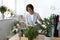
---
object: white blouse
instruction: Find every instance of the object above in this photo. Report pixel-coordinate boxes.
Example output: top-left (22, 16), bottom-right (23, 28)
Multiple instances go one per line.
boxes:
top-left (25, 12), bottom-right (41, 26)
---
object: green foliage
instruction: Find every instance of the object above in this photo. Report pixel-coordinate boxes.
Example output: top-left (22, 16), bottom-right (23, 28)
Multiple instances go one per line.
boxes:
top-left (13, 20), bottom-right (20, 26)
top-left (49, 14), bottom-right (55, 27)
top-left (11, 12), bottom-right (13, 16)
top-left (36, 23), bottom-right (45, 31)
top-left (24, 27), bottom-right (38, 40)
top-left (0, 6), bottom-right (7, 14)
top-left (12, 28), bottom-right (18, 34)
top-left (43, 18), bottom-right (51, 36)
top-left (43, 14), bottom-right (55, 37)
top-left (12, 20), bottom-right (21, 34)
top-left (24, 14), bottom-right (55, 38)
top-left (36, 14), bottom-right (55, 37)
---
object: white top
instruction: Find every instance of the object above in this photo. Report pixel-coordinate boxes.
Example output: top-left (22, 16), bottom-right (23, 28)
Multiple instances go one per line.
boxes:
top-left (25, 12), bottom-right (41, 26)
top-left (29, 14), bottom-right (34, 22)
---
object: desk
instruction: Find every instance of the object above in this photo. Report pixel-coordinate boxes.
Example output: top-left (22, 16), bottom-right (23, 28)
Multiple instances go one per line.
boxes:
top-left (9, 34), bottom-right (60, 40)
top-left (51, 37), bottom-right (60, 40)
top-left (9, 34), bottom-right (19, 40)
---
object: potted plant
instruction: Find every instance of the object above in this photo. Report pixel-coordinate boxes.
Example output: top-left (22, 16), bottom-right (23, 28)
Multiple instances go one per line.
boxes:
top-left (43, 14), bottom-right (55, 37)
top-left (7, 9), bottom-right (14, 16)
top-left (12, 20), bottom-right (21, 34)
top-left (24, 26), bottom-right (38, 40)
top-left (0, 6), bottom-right (7, 19)
top-left (36, 14), bottom-right (55, 37)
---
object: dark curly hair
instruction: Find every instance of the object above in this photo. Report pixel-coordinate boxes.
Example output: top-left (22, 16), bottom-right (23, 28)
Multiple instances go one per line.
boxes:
top-left (26, 4), bottom-right (34, 12)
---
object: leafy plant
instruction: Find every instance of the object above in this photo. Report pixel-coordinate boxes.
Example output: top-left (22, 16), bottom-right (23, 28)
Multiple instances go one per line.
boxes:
top-left (43, 18), bottom-right (51, 36)
top-left (7, 9), bottom-right (14, 16)
top-left (36, 23), bottom-right (45, 31)
top-left (36, 14), bottom-right (55, 37)
top-left (43, 14), bottom-right (55, 37)
top-left (0, 6), bottom-right (7, 19)
top-left (0, 6), bottom-right (7, 14)
top-left (12, 28), bottom-right (19, 34)
top-left (11, 20), bottom-right (21, 34)
top-left (11, 12), bottom-right (14, 16)
top-left (24, 26), bottom-right (38, 40)
top-left (13, 20), bottom-right (20, 26)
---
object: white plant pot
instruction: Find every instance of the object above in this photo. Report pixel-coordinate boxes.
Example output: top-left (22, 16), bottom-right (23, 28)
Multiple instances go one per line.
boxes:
top-left (45, 37), bottom-right (51, 40)
top-left (2, 14), bottom-right (4, 19)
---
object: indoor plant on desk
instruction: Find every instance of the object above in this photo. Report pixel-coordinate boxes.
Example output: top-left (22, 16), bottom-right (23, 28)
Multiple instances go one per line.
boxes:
top-left (0, 6), bottom-right (7, 19)
top-left (24, 26), bottom-right (38, 40)
top-left (43, 14), bottom-right (55, 37)
top-left (12, 20), bottom-right (21, 34)
top-left (7, 9), bottom-right (14, 17)
top-left (36, 14), bottom-right (55, 37)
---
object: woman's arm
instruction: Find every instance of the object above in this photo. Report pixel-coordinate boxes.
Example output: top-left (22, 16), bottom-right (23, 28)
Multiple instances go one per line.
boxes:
top-left (38, 18), bottom-right (43, 23)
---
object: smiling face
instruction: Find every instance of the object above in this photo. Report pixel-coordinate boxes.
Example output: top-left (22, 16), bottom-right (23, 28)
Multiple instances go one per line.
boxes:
top-left (27, 7), bottom-right (33, 14)
top-left (26, 4), bottom-right (34, 15)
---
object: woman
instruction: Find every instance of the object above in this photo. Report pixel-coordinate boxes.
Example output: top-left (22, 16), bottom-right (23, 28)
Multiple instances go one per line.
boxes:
top-left (25, 4), bottom-right (42, 27)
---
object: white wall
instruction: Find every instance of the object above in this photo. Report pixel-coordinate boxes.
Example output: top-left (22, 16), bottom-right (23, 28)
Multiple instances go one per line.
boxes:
top-left (39, 0), bottom-right (60, 18)
top-left (25, 0), bottom-right (60, 19)
top-left (0, 0), bottom-right (60, 19)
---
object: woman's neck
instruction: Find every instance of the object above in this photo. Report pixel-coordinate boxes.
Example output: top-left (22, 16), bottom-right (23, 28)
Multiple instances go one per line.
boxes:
top-left (30, 11), bottom-right (34, 15)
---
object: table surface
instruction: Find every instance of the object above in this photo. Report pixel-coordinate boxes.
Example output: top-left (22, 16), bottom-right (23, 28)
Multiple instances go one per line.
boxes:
top-left (9, 34), bottom-right (60, 40)
top-left (9, 34), bottom-right (19, 40)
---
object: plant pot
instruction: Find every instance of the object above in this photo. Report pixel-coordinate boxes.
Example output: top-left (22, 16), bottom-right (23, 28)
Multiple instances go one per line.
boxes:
top-left (45, 37), bottom-right (51, 40)
top-left (28, 38), bottom-right (33, 40)
top-left (2, 14), bottom-right (4, 19)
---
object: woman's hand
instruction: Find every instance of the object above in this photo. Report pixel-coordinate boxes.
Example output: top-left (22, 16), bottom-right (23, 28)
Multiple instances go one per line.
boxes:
top-left (26, 24), bottom-right (34, 27)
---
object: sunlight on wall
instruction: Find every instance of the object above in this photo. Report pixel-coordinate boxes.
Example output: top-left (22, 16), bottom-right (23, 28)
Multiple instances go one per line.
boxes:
top-left (0, 0), bottom-right (60, 19)
top-left (39, 0), bottom-right (60, 18)
top-left (25, 0), bottom-right (60, 18)
top-left (3, 0), bottom-right (15, 11)
top-left (16, 0), bottom-right (25, 15)
top-left (0, 0), bottom-right (1, 6)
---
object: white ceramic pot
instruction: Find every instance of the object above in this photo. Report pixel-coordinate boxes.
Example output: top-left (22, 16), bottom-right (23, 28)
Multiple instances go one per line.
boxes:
top-left (2, 14), bottom-right (4, 19)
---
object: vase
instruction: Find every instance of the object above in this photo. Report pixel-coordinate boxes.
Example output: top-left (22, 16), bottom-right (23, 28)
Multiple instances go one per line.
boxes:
top-left (2, 14), bottom-right (4, 19)
top-left (45, 37), bottom-right (51, 40)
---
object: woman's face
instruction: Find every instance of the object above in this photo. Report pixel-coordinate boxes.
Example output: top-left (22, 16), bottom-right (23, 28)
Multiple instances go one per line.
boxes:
top-left (27, 7), bottom-right (33, 14)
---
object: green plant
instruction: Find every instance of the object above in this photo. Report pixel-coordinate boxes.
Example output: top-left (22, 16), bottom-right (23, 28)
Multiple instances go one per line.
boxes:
top-left (36, 23), bottom-right (45, 30)
top-left (11, 20), bottom-right (21, 34)
top-left (43, 14), bottom-right (55, 36)
top-left (11, 12), bottom-right (14, 16)
top-left (8, 9), bottom-right (14, 16)
top-left (13, 20), bottom-right (20, 26)
top-left (36, 14), bottom-right (55, 37)
top-left (12, 28), bottom-right (19, 34)
top-left (43, 18), bottom-right (51, 37)
top-left (0, 6), bottom-right (7, 14)
top-left (24, 27), bottom-right (38, 40)
top-left (0, 6), bottom-right (7, 19)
